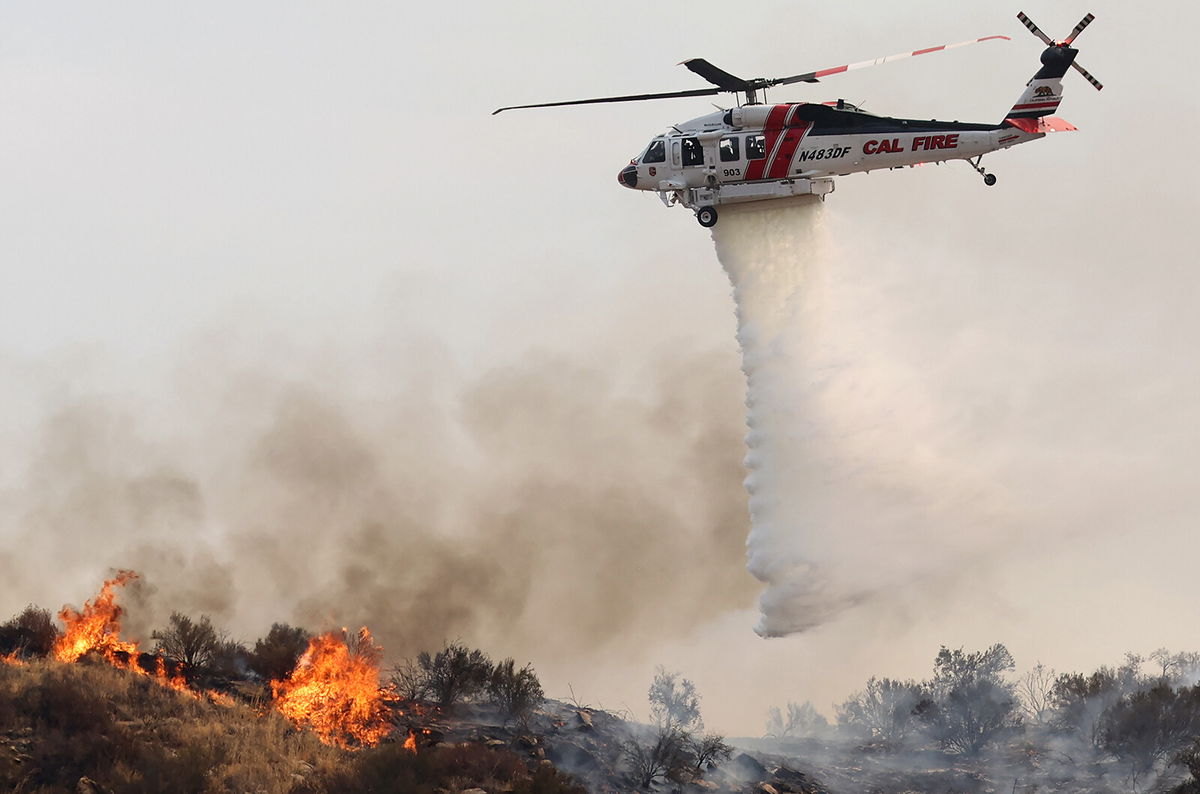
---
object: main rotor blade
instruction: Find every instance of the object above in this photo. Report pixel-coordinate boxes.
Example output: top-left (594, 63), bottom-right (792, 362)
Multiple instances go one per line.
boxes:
top-left (1072, 60), bottom-right (1104, 90)
top-left (493, 87), bottom-right (721, 115)
top-left (1064, 12), bottom-right (1095, 45)
top-left (680, 59), bottom-right (752, 91)
top-left (1017, 12), bottom-right (1054, 45)
top-left (767, 34), bottom-right (1010, 88)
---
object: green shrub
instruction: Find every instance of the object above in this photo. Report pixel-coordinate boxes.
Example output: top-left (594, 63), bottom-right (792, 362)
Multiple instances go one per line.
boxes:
top-left (488, 659), bottom-right (545, 725)
top-left (418, 642), bottom-right (493, 710)
top-left (249, 622), bottom-right (311, 681)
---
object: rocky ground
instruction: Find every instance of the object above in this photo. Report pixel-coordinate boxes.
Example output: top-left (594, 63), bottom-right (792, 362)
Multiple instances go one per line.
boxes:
top-left (400, 699), bottom-right (830, 794)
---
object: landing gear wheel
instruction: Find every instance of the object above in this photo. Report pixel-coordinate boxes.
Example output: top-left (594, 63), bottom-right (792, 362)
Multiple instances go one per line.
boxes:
top-left (696, 206), bottom-right (718, 228)
top-left (983, 173), bottom-right (997, 186)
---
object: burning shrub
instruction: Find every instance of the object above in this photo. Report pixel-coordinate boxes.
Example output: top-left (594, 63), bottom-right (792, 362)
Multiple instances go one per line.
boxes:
top-left (53, 569), bottom-right (141, 665)
top-left (249, 621), bottom-right (311, 681)
top-left (0, 605), bottom-right (59, 657)
top-left (418, 641), bottom-right (493, 710)
top-left (488, 658), bottom-right (545, 725)
top-left (271, 627), bottom-right (393, 748)
top-left (151, 612), bottom-right (224, 674)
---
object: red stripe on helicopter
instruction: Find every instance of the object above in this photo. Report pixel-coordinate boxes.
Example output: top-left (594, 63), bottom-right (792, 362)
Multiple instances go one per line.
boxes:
top-left (756, 108), bottom-right (791, 178)
top-left (746, 105), bottom-right (793, 180)
top-left (913, 45), bottom-right (945, 55)
top-left (763, 104), bottom-right (793, 130)
top-left (768, 122), bottom-right (812, 179)
top-left (1010, 101), bottom-right (1061, 111)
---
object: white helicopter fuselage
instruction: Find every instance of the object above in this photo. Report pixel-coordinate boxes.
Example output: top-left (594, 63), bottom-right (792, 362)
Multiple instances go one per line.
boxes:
top-left (617, 103), bottom-right (1049, 214)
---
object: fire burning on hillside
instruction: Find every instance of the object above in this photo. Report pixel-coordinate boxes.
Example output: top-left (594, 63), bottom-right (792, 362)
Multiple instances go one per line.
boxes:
top-left (30, 571), bottom-right (400, 748)
top-left (270, 628), bottom-right (395, 748)
top-left (50, 571), bottom-right (196, 698)
top-left (52, 570), bottom-right (141, 666)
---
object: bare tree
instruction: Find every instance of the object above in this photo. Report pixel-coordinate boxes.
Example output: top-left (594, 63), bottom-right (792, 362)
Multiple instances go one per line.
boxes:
top-left (836, 677), bottom-right (928, 745)
top-left (622, 727), bottom-right (690, 787)
top-left (152, 612), bottom-right (222, 672)
top-left (688, 733), bottom-right (733, 773)
top-left (766, 701), bottom-right (829, 738)
top-left (390, 657), bottom-right (430, 701)
top-left (1019, 662), bottom-right (1057, 725)
top-left (1150, 648), bottom-right (1200, 685)
top-left (648, 666), bottom-right (703, 733)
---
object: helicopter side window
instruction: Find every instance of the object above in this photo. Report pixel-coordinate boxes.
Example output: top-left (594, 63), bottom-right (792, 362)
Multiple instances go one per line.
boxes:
top-left (746, 134), bottom-right (767, 160)
top-left (642, 139), bottom-right (666, 164)
top-left (681, 137), bottom-right (704, 167)
top-left (719, 136), bottom-right (740, 162)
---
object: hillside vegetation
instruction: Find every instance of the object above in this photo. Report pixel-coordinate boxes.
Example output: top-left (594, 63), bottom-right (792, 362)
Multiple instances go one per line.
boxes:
top-left (0, 659), bottom-right (582, 794)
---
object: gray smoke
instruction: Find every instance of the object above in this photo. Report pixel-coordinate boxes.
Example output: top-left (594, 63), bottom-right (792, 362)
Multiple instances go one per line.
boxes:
top-left (0, 342), bottom-right (757, 669)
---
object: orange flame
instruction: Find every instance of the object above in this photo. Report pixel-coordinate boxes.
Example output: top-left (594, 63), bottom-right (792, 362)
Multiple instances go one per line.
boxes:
top-left (1, 650), bottom-right (25, 666)
top-left (270, 627), bottom-right (393, 748)
top-left (53, 570), bottom-right (141, 665)
top-left (206, 690), bottom-right (235, 707)
top-left (155, 656), bottom-right (193, 696)
top-left (403, 730), bottom-right (418, 752)
top-left (51, 571), bottom-right (200, 698)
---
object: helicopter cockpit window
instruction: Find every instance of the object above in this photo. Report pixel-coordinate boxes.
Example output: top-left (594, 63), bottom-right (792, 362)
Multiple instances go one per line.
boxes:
top-left (681, 137), bottom-right (704, 167)
top-left (746, 134), bottom-right (767, 160)
top-left (642, 139), bottom-right (666, 164)
top-left (719, 136), bottom-right (740, 162)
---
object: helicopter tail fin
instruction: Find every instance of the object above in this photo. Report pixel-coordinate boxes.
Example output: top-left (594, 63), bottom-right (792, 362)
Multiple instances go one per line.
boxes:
top-left (1004, 13), bottom-right (1102, 127)
top-left (1004, 44), bottom-right (1075, 125)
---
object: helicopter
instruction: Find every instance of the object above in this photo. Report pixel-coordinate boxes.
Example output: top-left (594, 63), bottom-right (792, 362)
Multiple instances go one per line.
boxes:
top-left (494, 12), bottom-right (1101, 227)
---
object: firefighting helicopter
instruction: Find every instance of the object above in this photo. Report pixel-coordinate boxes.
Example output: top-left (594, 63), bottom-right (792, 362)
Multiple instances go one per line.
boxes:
top-left (494, 12), bottom-right (1101, 227)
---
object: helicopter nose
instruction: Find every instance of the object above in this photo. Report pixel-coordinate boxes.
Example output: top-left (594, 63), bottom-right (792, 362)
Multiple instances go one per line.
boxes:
top-left (617, 164), bottom-right (638, 189)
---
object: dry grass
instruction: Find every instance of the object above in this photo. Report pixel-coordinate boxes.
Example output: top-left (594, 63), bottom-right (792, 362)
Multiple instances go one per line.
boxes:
top-left (0, 659), bottom-right (584, 793)
top-left (0, 658), bottom-right (342, 793)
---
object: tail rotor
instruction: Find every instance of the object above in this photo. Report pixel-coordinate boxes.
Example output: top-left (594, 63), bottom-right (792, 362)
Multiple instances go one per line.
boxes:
top-left (1016, 11), bottom-right (1103, 90)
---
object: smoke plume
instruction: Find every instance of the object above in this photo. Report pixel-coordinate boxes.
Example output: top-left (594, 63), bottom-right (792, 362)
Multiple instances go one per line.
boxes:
top-left (0, 343), bottom-right (757, 670)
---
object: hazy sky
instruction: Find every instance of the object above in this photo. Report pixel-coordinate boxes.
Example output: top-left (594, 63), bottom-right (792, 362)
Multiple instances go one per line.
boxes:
top-left (3, 1), bottom-right (1198, 735)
